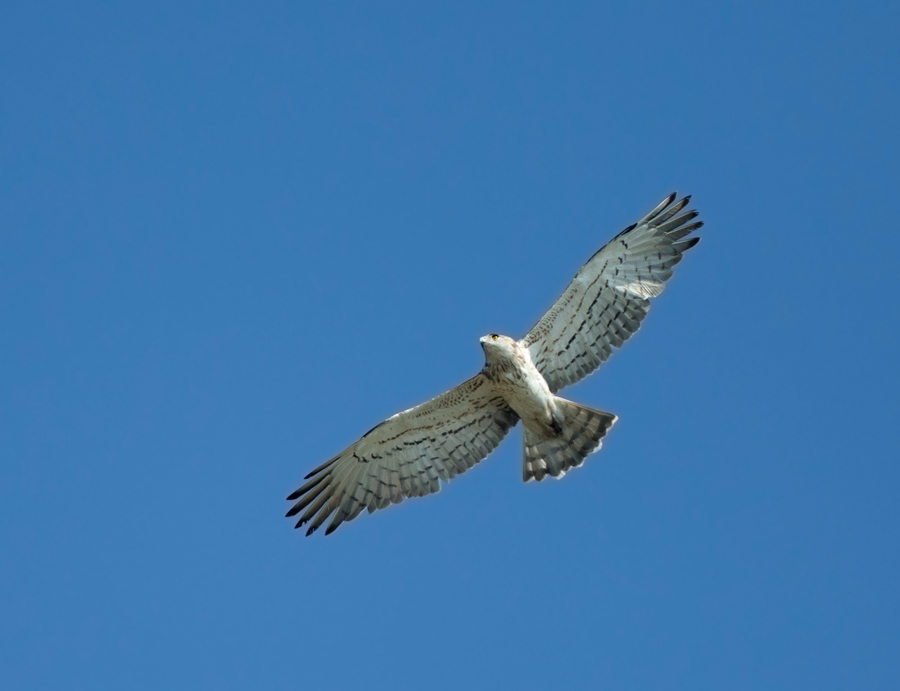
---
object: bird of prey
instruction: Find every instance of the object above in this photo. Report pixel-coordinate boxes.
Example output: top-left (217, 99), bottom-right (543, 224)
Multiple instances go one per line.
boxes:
top-left (287, 192), bottom-right (703, 536)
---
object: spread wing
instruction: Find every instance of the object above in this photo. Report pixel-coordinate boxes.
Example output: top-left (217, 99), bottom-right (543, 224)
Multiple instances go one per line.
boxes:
top-left (520, 193), bottom-right (703, 393)
top-left (286, 375), bottom-right (519, 536)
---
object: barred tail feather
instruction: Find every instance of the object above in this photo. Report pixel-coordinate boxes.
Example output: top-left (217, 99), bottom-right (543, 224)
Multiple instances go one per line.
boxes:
top-left (522, 398), bottom-right (617, 482)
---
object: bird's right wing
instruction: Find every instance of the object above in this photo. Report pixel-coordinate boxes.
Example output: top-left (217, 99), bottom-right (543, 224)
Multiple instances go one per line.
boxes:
top-left (286, 374), bottom-right (519, 536)
top-left (519, 193), bottom-right (703, 393)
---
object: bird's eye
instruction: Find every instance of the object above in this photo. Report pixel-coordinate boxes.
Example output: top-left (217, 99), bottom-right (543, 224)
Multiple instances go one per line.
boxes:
top-left (490, 334), bottom-right (499, 340)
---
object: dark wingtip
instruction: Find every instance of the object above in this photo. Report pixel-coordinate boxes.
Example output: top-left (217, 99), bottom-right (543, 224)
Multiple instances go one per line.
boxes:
top-left (324, 523), bottom-right (340, 536)
top-left (305, 524), bottom-right (318, 537)
top-left (286, 489), bottom-right (302, 501)
top-left (286, 504), bottom-right (300, 518)
top-left (611, 222), bottom-right (638, 241)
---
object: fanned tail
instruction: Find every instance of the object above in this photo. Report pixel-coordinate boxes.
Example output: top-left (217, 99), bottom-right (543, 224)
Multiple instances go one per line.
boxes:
top-left (522, 398), bottom-right (617, 482)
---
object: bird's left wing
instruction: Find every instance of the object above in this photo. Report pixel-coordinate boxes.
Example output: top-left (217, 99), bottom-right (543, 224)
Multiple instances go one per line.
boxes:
top-left (519, 193), bottom-right (703, 393)
top-left (286, 374), bottom-right (519, 536)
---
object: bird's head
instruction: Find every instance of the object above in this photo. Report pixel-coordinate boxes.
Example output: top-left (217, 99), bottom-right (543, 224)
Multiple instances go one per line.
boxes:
top-left (479, 333), bottom-right (517, 365)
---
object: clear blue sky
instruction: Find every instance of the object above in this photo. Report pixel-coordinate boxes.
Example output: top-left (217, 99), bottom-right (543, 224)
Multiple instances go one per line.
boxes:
top-left (2, 2), bottom-right (898, 689)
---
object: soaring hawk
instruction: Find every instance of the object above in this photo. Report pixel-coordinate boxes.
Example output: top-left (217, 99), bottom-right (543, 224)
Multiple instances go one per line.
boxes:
top-left (287, 193), bottom-right (703, 536)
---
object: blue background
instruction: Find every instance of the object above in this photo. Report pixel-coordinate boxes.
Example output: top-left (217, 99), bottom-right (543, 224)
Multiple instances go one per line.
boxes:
top-left (2, 2), bottom-right (898, 689)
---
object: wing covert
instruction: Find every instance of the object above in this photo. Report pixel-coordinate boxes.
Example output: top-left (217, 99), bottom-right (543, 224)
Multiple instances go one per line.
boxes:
top-left (286, 374), bottom-right (518, 536)
top-left (520, 193), bottom-right (703, 393)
